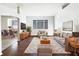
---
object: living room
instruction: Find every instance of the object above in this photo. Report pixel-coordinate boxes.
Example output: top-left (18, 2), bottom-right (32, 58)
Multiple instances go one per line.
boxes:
top-left (0, 3), bottom-right (79, 56)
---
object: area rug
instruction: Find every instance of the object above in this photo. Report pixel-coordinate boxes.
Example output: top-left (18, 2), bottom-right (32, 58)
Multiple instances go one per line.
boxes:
top-left (24, 37), bottom-right (70, 54)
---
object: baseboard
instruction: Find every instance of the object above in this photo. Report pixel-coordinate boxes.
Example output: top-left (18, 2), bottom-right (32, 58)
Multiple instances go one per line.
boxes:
top-left (31, 35), bottom-right (53, 37)
top-left (47, 35), bottom-right (53, 37)
top-left (0, 52), bottom-right (2, 55)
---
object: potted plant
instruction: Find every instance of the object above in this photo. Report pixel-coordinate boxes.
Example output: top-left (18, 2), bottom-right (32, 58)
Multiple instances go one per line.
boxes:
top-left (26, 26), bottom-right (31, 36)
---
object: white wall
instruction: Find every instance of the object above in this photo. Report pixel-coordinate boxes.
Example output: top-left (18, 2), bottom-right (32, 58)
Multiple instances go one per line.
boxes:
top-left (19, 3), bottom-right (61, 26)
top-left (1, 16), bottom-right (8, 30)
top-left (62, 3), bottom-right (79, 32)
top-left (55, 3), bottom-right (79, 32)
top-left (55, 7), bottom-right (63, 33)
top-left (26, 16), bottom-right (54, 35)
top-left (0, 4), bottom-right (17, 55)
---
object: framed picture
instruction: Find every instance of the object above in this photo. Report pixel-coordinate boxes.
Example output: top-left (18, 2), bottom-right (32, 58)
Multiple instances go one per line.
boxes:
top-left (63, 21), bottom-right (73, 31)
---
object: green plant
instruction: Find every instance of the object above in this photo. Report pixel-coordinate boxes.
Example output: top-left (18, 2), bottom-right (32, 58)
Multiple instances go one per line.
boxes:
top-left (26, 26), bottom-right (31, 33)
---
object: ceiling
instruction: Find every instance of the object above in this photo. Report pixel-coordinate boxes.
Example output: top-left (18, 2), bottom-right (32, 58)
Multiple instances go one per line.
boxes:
top-left (0, 3), bottom-right (65, 16)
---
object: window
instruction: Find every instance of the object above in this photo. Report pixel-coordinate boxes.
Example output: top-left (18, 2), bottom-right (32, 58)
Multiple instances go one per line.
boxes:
top-left (33, 20), bottom-right (48, 29)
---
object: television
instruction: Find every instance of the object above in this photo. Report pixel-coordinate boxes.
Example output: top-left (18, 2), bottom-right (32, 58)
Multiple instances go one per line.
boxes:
top-left (21, 23), bottom-right (26, 30)
top-left (63, 21), bottom-right (73, 31)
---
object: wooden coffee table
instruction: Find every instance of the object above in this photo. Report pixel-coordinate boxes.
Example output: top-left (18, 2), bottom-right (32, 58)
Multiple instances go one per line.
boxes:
top-left (40, 38), bottom-right (50, 44)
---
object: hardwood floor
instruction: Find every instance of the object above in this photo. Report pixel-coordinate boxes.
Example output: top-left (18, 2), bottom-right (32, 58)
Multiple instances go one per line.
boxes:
top-left (2, 37), bottom-right (33, 56)
top-left (2, 36), bottom-right (72, 56)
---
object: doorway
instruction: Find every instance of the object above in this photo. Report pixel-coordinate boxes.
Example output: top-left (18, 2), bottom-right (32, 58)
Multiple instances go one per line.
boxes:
top-left (1, 16), bottom-right (19, 51)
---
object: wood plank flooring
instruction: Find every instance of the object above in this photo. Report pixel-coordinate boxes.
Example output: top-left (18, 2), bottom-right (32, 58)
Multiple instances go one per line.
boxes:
top-left (2, 37), bottom-right (33, 56)
top-left (2, 36), bottom-right (72, 56)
